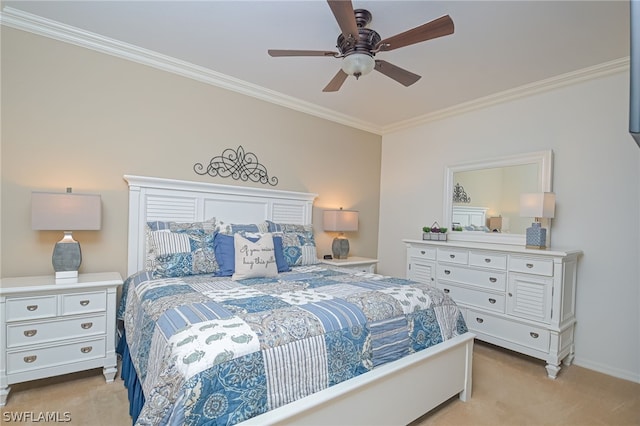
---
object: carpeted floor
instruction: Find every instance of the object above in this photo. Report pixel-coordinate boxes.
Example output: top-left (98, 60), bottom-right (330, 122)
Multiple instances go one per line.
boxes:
top-left (1, 341), bottom-right (638, 425)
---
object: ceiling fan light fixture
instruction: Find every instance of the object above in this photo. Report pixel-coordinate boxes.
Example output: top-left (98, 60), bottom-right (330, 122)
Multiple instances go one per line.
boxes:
top-left (341, 52), bottom-right (375, 79)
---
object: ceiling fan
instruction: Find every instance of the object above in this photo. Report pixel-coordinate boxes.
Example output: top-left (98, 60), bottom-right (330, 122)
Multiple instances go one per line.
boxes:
top-left (268, 0), bottom-right (454, 92)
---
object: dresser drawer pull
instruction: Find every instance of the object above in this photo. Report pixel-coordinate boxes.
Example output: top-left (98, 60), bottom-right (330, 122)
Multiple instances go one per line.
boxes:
top-left (80, 346), bottom-right (93, 354)
top-left (26, 305), bottom-right (38, 311)
top-left (484, 258), bottom-right (492, 263)
top-left (443, 288), bottom-right (450, 294)
top-left (530, 332), bottom-right (539, 339)
top-left (23, 355), bottom-right (37, 363)
top-left (444, 270), bottom-right (451, 275)
top-left (449, 254), bottom-right (456, 259)
top-left (508, 292), bottom-right (513, 297)
top-left (23, 329), bottom-right (38, 337)
top-left (81, 322), bottom-right (93, 330)
top-left (489, 277), bottom-right (497, 283)
top-left (488, 298), bottom-right (496, 304)
top-left (80, 300), bottom-right (90, 306)
top-left (420, 250), bottom-right (426, 255)
top-left (526, 263), bottom-right (534, 269)
top-left (475, 317), bottom-right (484, 324)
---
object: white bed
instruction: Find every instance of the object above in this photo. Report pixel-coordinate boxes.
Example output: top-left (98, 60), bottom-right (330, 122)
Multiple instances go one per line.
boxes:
top-left (123, 174), bottom-right (474, 425)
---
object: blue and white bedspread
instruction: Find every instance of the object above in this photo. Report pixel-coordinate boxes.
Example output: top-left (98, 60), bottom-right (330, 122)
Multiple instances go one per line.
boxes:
top-left (120, 265), bottom-right (468, 425)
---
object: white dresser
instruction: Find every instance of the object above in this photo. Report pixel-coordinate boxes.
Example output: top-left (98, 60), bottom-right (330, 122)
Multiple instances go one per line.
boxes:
top-left (404, 239), bottom-right (581, 378)
top-left (0, 272), bottom-right (123, 406)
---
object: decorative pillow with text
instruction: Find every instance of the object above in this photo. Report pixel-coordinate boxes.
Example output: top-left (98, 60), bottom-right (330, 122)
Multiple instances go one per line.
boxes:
top-left (232, 233), bottom-right (278, 280)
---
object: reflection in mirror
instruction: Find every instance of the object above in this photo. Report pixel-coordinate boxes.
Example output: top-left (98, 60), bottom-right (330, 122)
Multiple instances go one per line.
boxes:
top-left (443, 150), bottom-right (553, 245)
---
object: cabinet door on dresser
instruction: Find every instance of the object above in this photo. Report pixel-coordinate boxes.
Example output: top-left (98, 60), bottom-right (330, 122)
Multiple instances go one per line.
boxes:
top-left (406, 246), bottom-right (436, 285)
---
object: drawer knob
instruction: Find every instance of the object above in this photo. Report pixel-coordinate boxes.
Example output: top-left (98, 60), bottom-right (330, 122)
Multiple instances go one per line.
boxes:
top-left (420, 250), bottom-right (426, 255)
top-left (444, 270), bottom-right (451, 275)
top-left (489, 277), bottom-right (497, 283)
top-left (26, 305), bottom-right (38, 311)
top-left (484, 258), bottom-right (491, 263)
top-left (443, 288), bottom-right (450, 293)
top-left (488, 298), bottom-right (496, 304)
top-left (23, 329), bottom-right (38, 337)
top-left (80, 346), bottom-right (93, 354)
top-left (508, 292), bottom-right (513, 297)
top-left (475, 317), bottom-right (484, 324)
top-left (81, 322), bottom-right (93, 330)
top-left (530, 332), bottom-right (539, 339)
top-left (526, 263), bottom-right (534, 269)
top-left (80, 300), bottom-right (90, 306)
top-left (23, 355), bottom-right (37, 363)
top-left (449, 254), bottom-right (455, 259)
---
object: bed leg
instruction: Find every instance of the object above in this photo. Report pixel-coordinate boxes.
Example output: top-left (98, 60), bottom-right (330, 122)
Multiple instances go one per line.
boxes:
top-left (459, 337), bottom-right (474, 402)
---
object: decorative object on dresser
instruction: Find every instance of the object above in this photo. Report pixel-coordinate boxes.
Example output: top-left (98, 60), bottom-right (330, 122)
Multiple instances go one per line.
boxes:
top-left (319, 256), bottom-right (378, 273)
top-left (405, 239), bottom-right (581, 379)
top-left (0, 272), bottom-right (123, 406)
top-left (520, 192), bottom-right (556, 249)
top-left (323, 207), bottom-right (359, 259)
top-left (31, 189), bottom-right (102, 284)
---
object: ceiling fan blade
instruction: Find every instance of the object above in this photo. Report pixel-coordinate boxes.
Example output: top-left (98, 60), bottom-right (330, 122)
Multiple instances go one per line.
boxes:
top-left (327, 0), bottom-right (359, 43)
top-left (323, 69), bottom-right (349, 92)
top-left (268, 49), bottom-right (339, 57)
top-left (374, 60), bottom-right (421, 87)
top-left (376, 15), bottom-right (454, 52)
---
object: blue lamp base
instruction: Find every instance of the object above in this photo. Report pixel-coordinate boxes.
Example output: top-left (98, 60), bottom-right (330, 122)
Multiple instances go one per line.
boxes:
top-left (525, 222), bottom-right (547, 249)
top-left (331, 236), bottom-right (350, 259)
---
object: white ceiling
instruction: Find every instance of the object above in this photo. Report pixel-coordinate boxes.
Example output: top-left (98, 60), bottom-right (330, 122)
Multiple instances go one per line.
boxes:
top-left (1, 1), bottom-right (630, 134)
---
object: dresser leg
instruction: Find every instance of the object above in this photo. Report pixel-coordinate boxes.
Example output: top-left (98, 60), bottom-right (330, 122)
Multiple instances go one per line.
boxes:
top-left (103, 365), bottom-right (117, 383)
top-left (545, 363), bottom-right (561, 379)
top-left (0, 385), bottom-right (10, 407)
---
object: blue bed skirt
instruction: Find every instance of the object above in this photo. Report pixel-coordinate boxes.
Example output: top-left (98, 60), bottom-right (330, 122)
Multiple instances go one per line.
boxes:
top-left (117, 331), bottom-right (145, 424)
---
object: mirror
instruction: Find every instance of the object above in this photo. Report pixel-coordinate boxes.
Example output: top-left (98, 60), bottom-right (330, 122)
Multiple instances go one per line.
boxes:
top-left (443, 150), bottom-right (553, 245)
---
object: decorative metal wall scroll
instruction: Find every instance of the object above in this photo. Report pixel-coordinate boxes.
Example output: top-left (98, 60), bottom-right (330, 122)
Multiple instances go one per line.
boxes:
top-left (453, 183), bottom-right (471, 203)
top-left (194, 145), bottom-right (278, 186)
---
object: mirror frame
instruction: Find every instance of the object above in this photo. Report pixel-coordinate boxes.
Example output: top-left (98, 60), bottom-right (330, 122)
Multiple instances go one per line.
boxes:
top-left (443, 150), bottom-right (553, 245)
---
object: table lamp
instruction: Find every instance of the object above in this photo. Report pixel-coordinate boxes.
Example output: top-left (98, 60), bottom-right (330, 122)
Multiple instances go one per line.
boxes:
top-left (520, 192), bottom-right (555, 249)
top-left (32, 189), bottom-right (101, 283)
top-left (323, 208), bottom-right (358, 259)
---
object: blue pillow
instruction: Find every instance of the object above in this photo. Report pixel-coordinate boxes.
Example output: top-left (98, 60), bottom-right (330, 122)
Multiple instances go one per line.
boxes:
top-left (214, 233), bottom-right (290, 276)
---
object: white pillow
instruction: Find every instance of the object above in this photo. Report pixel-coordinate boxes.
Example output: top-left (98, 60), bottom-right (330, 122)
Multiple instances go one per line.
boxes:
top-left (232, 233), bottom-right (278, 280)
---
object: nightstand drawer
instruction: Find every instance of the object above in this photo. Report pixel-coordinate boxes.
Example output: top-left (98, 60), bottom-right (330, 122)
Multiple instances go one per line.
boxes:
top-left (6, 337), bottom-right (107, 375)
top-left (7, 314), bottom-right (107, 348)
top-left (61, 291), bottom-right (106, 315)
top-left (6, 296), bottom-right (57, 322)
top-left (509, 256), bottom-right (553, 276)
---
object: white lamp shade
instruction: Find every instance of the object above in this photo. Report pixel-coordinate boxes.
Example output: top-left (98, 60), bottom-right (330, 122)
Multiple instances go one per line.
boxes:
top-left (323, 209), bottom-right (359, 232)
top-left (519, 192), bottom-right (556, 219)
top-left (32, 192), bottom-right (102, 231)
top-left (341, 53), bottom-right (375, 77)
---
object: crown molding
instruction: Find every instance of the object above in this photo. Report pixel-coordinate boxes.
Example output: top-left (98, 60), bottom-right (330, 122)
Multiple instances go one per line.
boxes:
top-left (1, 7), bottom-right (629, 137)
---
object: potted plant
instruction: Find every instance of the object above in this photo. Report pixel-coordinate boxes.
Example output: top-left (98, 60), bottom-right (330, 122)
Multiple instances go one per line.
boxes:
top-left (422, 226), bottom-right (431, 240)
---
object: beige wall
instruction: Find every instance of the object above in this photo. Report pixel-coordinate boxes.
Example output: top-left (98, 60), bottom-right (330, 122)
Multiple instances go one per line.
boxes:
top-left (1, 27), bottom-right (382, 279)
top-left (379, 70), bottom-right (640, 382)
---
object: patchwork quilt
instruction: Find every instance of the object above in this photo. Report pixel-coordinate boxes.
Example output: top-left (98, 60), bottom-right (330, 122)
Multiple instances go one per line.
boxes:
top-left (120, 265), bottom-right (468, 425)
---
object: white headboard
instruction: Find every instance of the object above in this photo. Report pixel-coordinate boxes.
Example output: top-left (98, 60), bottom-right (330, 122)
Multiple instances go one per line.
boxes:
top-left (124, 175), bottom-right (317, 276)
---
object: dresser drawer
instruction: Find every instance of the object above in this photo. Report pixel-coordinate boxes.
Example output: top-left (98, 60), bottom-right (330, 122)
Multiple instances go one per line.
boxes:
top-left (437, 264), bottom-right (506, 291)
top-left (437, 283), bottom-right (505, 313)
top-left (509, 256), bottom-right (553, 276)
top-left (5, 296), bottom-right (57, 322)
top-left (407, 246), bottom-right (436, 260)
top-left (6, 337), bottom-right (106, 375)
top-left (6, 314), bottom-right (107, 348)
top-left (466, 309), bottom-right (550, 353)
top-left (61, 291), bottom-right (107, 315)
top-left (469, 251), bottom-right (507, 270)
top-left (437, 248), bottom-right (469, 264)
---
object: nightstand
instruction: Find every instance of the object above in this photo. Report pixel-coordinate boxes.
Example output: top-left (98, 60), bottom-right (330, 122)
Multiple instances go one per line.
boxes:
top-left (320, 256), bottom-right (379, 273)
top-left (0, 272), bottom-right (123, 406)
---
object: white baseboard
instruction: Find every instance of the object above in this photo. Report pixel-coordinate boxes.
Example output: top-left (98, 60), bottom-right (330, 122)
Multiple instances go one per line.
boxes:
top-left (573, 357), bottom-right (640, 384)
